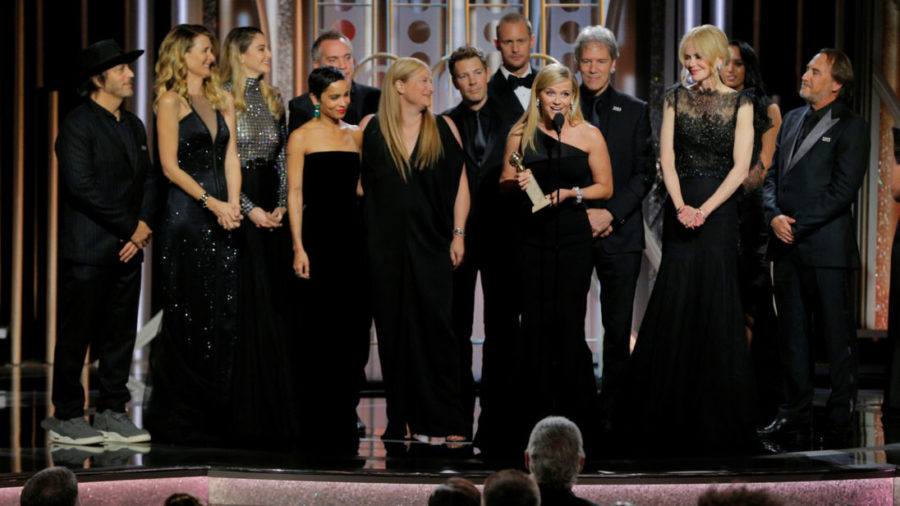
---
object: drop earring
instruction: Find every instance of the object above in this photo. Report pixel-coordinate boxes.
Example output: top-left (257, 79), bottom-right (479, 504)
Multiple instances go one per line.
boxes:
top-left (536, 99), bottom-right (541, 108)
top-left (314, 104), bottom-right (320, 118)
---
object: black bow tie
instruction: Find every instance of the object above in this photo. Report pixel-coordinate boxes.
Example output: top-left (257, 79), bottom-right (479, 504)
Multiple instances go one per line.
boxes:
top-left (507, 73), bottom-right (534, 90)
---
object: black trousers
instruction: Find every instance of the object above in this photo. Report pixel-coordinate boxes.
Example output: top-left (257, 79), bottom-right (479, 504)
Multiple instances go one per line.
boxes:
top-left (592, 249), bottom-right (641, 415)
top-left (772, 257), bottom-right (858, 426)
top-left (452, 233), bottom-right (521, 440)
top-left (53, 260), bottom-right (141, 420)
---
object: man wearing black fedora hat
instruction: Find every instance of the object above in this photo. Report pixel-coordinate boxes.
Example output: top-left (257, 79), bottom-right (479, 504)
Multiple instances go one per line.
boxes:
top-left (43, 39), bottom-right (157, 445)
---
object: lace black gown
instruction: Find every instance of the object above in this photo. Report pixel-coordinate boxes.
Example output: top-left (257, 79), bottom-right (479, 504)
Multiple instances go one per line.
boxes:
top-left (517, 129), bottom-right (600, 447)
top-left (227, 78), bottom-right (297, 446)
top-left (294, 151), bottom-right (368, 454)
top-left (146, 108), bottom-right (239, 445)
top-left (624, 86), bottom-right (757, 454)
top-left (362, 116), bottom-right (466, 439)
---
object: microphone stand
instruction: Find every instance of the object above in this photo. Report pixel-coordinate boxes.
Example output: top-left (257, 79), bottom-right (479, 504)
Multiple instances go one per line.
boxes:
top-left (552, 114), bottom-right (564, 415)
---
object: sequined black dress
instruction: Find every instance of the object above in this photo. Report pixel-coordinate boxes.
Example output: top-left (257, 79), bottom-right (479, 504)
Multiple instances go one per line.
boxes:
top-left (147, 108), bottom-right (239, 445)
top-left (624, 86), bottom-right (758, 454)
top-left (226, 78), bottom-right (297, 445)
top-left (362, 116), bottom-right (466, 439)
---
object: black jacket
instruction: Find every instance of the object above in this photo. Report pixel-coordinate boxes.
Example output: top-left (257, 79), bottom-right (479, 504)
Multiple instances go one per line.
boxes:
top-left (580, 85), bottom-right (654, 254)
top-left (288, 81), bottom-right (380, 132)
top-left (763, 99), bottom-right (869, 267)
top-left (56, 99), bottom-right (158, 266)
top-left (487, 67), bottom-right (537, 135)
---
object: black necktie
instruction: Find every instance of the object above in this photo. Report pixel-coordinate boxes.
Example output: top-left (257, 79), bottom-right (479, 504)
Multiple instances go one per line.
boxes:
top-left (507, 73), bottom-right (534, 90)
top-left (473, 109), bottom-right (486, 165)
top-left (793, 110), bottom-right (818, 155)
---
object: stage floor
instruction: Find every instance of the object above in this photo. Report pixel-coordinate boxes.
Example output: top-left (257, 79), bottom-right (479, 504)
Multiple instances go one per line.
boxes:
top-left (1, 362), bottom-right (899, 504)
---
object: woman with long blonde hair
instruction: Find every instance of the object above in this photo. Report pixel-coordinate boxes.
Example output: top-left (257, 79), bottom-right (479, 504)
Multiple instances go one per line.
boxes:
top-left (358, 57), bottom-right (470, 444)
top-left (624, 24), bottom-right (757, 454)
top-left (218, 26), bottom-right (297, 445)
top-left (146, 24), bottom-right (244, 444)
top-left (498, 63), bottom-right (612, 447)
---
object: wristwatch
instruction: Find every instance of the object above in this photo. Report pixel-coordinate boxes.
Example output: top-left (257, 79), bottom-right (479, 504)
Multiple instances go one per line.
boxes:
top-left (573, 186), bottom-right (583, 204)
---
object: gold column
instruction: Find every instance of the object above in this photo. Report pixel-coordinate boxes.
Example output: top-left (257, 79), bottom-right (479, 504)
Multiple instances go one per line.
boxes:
top-left (294, 1), bottom-right (308, 95)
top-left (12, 0), bottom-right (25, 366)
top-left (47, 92), bottom-right (59, 365)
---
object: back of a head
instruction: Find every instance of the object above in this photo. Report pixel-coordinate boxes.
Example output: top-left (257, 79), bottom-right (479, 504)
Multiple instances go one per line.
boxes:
top-left (526, 416), bottom-right (584, 489)
top-left (20, 467), bottom-right (78, 506)
top-left (697, 486), bottom-right (783, 506)
top-left (482, 469), bottom-right (540, 506)
top-left (428, 477), bottom-right (481, 506)
top-left (164, 492), bottom-right (204, 506)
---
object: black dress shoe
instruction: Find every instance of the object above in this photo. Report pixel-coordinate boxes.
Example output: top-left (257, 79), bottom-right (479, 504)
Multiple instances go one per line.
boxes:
top-left (757, 416), bottom-right (810, 437)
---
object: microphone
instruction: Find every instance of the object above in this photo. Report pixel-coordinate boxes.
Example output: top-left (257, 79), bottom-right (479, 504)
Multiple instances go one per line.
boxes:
top-left (552, 113), bottom-right (565, 136)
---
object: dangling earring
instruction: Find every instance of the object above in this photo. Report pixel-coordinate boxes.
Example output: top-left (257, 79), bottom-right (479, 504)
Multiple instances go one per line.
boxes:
top-left (314, 104), bottom-right (320, 118)
top-left (241, 58), bottom-right (245, 64)
top-left (536, 99), bottom-right (541, 108)
top-left (570, 103), bottom-right (574, 111)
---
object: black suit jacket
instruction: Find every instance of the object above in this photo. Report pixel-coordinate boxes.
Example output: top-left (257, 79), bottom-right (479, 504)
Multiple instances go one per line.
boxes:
top-left (762, 99), bottom-right (869, 268)
top-left (487, 67), bottom-right (536, 135)
top-left (442, 98), bottom-right (513, 242)
top-left (580, 86), bottom-right (653, 254)
top-left (56, 99), bottom-right (158, 266)
top-left (287, 81), bottom-right (380, 132)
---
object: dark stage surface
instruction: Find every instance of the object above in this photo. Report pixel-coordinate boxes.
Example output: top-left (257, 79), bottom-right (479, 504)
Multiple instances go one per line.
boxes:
top-left (0, 360), bottom-right (899, 504)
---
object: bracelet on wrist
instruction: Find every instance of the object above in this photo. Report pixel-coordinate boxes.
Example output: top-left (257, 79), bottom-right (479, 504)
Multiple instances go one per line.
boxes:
top-left (573, 186), bottom-right (583, 204)
top-left (453, 227), bottom-right (465, 237)
top-left (199, 192), bottom-right (210, 209)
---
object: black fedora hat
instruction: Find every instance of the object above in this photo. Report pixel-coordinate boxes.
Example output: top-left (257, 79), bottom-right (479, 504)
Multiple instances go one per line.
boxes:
top-left (78, 39), bottom-right (144, 81)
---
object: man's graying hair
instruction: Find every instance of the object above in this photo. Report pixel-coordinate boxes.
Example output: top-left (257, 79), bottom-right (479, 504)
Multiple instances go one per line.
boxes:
top-left (526, 416), bottom-right (584, 488)
top-left (574, 25), bottom-right (619, 61)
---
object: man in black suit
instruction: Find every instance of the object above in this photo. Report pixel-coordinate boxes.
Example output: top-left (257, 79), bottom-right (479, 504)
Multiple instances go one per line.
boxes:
top-left (574, 26), bottom-right (653, 433)
top-left (760, 49), bottom-right (869, 441)
top-left (488, 12), bottom-right (538, 131)
top-left (43, 40), bottom-right (157, 445)
top-left (443, 45), bottom-right (519, 441)
top-left (287, 30), bottom-right (380, 131)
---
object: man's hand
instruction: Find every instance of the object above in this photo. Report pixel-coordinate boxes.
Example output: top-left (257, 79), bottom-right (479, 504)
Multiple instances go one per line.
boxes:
top-left (771, 214), bottom-right (796, 244)
top-left (130, 220), bottom-right (152, 248)
top-left (587, 208), bottom-right (614, 238)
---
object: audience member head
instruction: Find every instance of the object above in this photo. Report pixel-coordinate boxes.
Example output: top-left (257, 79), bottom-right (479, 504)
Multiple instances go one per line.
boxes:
top-left (308, 66), bottom-right (350, 121)
top-left (525, 416), bottom-right (585, 490)
top-left (428, 477), bottom-right (481, 506)
top-left (164, 493), bottom-right (204, 505)
top-left (481, 469), bottom-right (540, 506)
top-left (311, 30), bottom-right (354, 82)
top-left (697, 486), bottom-right (783, 506)
top-left (378, 57), bottom-right (442, 179)
top-left (574, 25), bottom-right (619, 96)
top-left (221, 26), bottom-right (283, 119)
top-left (800, 48), bottom-right (853, 108)
top-left (519, 64), bottom-right (583, 155)
top-left (154, 24), bottom-right (227, 111)
top-left (721, 39), bottom-right (765, 94)
top-left (449, 45), bottom-right (489, 107)
top-left (20, 467), bottom-right (78, 506)
top-left (677, 24), bottom-right (730, 88)
top-left (495, 13), bottom-right (535, 75)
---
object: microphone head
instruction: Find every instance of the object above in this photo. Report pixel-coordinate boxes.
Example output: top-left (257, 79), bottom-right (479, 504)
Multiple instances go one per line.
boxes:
top-left (552, 113), bottom-right (565, 133)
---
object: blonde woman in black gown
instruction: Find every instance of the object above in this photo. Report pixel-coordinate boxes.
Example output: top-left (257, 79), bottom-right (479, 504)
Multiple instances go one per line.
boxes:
top-left (148, 24), bottom-right (242, 444)
top-left (359, 57), bottom-right (470, 444)
top-left (625, 25), bottom-right (757, 454)
top-left (499, 63), bottom-right (613, 449)
top-left (287, 66), bottom-right (368, 454)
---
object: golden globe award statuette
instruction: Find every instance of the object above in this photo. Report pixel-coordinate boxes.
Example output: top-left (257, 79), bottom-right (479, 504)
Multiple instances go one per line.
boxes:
top-left (509, 151), bottom-right (551, 213)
